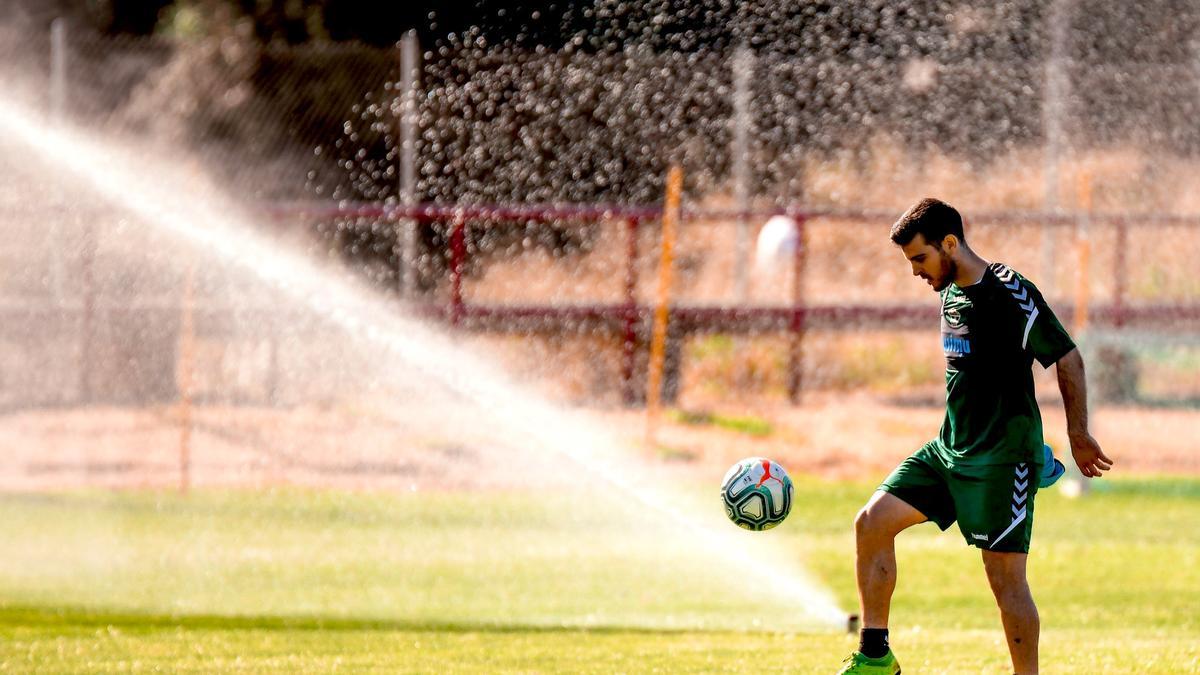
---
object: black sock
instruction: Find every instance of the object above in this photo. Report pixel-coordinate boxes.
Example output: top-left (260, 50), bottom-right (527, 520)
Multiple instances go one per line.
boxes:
top-left (859, 627), bottom-right (889, 659)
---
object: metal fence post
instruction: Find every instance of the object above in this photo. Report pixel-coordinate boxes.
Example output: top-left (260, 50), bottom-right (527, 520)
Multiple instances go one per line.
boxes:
top-left (397, 30), bottom-right (421, 299)
top-left (731, 45), bottom-right (754, 302)
top-left (49, 19), bottom-right (67, 123)
top-left (1113, 217), bottom-right (1127, 329)
top-left (786, 215), bottom-right (807, 404)
top-left (449, 218), bottom-right (466, 327)
top-left (177, 265), bottom-right (195, 494)
top-left (621, 217), bottom-right (640, 406)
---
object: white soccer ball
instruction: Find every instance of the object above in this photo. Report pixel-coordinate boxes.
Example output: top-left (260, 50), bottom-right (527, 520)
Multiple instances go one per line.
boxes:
top-left (720, 457), bottom-right (794, 531)
top-left (753, 215), bottom-right (799, 274)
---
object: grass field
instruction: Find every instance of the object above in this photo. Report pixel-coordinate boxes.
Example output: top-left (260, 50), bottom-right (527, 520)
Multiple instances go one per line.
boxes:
top-left (1, 477), bottom-right (1198, 673)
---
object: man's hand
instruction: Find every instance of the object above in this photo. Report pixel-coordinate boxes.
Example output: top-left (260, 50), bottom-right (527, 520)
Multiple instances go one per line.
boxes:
top-left (1068, 431), bottom-right (1113, 478)
top-left (1056, 349), bottom-right (1113, 478)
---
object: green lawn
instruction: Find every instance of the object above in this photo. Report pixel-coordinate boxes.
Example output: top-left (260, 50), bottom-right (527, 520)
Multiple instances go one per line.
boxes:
top-left (0, 477), bottom-right (1198, 673)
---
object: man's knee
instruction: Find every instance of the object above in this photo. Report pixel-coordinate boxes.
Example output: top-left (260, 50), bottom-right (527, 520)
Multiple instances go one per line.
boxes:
top-left (988, 573), bottom-right (1030, 607)
top-left (854, 505), bottom-right (874, 538)
top-left (856, 492), bottom-right (925, 540)
top-left (982, 552), bottom-right (1032, 602)
top-left (854, 503), bottom-right (898, 541)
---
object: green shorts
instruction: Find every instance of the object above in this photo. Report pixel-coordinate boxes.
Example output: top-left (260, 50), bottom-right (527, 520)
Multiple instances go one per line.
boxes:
top-left (879, 441), bottom-right (1039, 553)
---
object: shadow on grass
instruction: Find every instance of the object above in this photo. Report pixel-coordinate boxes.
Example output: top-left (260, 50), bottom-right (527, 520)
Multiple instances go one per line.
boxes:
top-left (0, 605), bottom-right (751, 636)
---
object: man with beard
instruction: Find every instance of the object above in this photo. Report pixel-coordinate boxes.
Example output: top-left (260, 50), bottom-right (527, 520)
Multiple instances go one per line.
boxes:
top-left (838, 198), bottom-right (1112, 675)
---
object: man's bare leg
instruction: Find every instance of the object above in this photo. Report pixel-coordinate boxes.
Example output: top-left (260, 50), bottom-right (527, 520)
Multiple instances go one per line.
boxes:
top-left (854, 490), bottom-right (929, 628)
top-left (982, 550), bottom-right (1039, 674)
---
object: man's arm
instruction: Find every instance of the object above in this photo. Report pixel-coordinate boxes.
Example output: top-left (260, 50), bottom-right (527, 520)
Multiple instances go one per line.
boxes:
top-left (1054, 348), bottom-right (1114, 478)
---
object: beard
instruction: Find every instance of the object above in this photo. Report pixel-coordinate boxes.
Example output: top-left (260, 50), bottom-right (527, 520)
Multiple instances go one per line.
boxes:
top-left (927, 253), bottom-right (957, 292)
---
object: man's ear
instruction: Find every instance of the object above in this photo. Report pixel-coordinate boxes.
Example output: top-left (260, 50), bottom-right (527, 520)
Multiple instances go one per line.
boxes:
top-left (942, 234), bottom-right (959, 253)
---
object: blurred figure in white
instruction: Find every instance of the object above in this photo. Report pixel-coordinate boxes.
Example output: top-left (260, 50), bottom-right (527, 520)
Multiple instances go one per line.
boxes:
top-left (752, 214), bottom-right (799, 302)
top-left (754, 215), bottom-right (799, 273)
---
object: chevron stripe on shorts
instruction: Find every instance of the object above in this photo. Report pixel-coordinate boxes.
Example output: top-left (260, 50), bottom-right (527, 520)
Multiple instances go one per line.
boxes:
top-left (991, 462), bottom-right (1030, 549)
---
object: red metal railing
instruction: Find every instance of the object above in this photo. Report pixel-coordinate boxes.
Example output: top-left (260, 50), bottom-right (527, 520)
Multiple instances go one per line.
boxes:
top-left (270, 201), bottom-right (1200, 403)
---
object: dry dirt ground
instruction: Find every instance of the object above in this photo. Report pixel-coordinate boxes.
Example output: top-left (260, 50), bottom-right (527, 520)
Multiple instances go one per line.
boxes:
top-left (618, 393), bottom-right (1200, 479)
top-left (0, 394), bottom-right (1194, 492)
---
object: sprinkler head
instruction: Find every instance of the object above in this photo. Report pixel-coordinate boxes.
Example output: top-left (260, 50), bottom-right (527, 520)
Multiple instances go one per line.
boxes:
top-left (847, 614), bottom-right (860, 634)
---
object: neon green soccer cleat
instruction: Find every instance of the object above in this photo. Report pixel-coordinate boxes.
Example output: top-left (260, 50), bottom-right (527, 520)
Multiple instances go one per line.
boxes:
top-left (836, 650), bottom-right (901, 674)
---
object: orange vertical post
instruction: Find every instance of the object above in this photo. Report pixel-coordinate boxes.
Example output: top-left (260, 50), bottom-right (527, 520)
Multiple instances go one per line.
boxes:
top-left (646, 166), bottom-right (683, 445)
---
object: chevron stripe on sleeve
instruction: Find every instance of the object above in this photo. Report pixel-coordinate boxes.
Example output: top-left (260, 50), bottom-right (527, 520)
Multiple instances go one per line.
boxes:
top-left (994, 264), bottom-right (1040, 350)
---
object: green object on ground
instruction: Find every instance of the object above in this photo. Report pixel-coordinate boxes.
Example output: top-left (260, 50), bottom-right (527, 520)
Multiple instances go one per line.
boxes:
top-left (837, 649), bottom-right (902, 674)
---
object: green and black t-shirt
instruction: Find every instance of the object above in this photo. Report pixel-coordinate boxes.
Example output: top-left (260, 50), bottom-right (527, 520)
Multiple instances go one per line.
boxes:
top-left (933, 263), bottom-right (1076, 468)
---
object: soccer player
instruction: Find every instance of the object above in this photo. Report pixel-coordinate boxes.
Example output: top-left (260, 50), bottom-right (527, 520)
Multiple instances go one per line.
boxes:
top-left (838, 198), bottom-right (1113, 675)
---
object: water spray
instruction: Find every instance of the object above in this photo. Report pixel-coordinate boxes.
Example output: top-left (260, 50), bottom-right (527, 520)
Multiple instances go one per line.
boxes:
top-left (0, 99), bottom-right (850, 630)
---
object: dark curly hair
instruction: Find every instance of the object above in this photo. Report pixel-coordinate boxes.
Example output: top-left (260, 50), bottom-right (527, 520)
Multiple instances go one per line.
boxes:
top-left (890, 198), bottom-right (965, 247)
